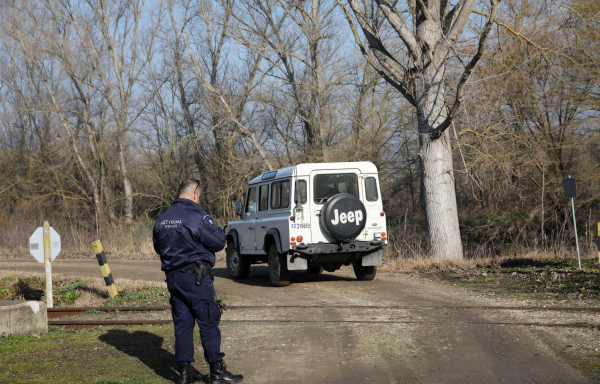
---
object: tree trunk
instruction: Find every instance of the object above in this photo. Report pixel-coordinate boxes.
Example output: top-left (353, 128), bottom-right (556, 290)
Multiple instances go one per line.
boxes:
top-left (117, 133), bottom-right (133, 225)
top-left (416, 57), bottom-right (463, 259)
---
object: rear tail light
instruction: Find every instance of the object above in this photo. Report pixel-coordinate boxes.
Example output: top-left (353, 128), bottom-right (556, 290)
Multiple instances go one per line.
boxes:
top-left (291, 237), bottom-right (296, 241)
top-left (297, 235), bottom-right (303, 242)
top-left (381, 237), bottom-right (387, 241)
top-left (290, 242), bottom-right (297, 246)
top-left (381, 232), bottom-right (386, 237)
top-left (290, 216), bottom-right (295, 221)
top-left (380, 212), bottom-right (385, 217)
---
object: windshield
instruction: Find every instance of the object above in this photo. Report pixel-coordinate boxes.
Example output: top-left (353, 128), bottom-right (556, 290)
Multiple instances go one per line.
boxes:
top-left (313, 173), bottom-right (358, 203)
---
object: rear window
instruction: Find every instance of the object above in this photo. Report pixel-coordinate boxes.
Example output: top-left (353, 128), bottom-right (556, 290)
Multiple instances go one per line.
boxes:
top-left (365, 177), bottom-right (378, 202)
top-left (294, 180), bottom-right (307, 205)
top-left (314, 173), bottom-right (358, 204)
top-left (271, 180), bottom-right (290, 209)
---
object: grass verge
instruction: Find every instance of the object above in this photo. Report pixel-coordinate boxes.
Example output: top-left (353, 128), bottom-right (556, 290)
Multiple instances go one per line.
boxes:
top-left (0, 324), bottom-right (201, 383)
top-left (383, 253), bottom-right (600, 303)
top-left (418, 257), bottom-right (600, 302)
top-left (0, 277), bottom-right (171, 307)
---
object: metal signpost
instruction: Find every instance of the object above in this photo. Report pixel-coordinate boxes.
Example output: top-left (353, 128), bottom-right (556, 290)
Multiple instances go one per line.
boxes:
top-left (562, 177), bottom-right (581, 270)
top-left (29, 221), bottom-right (61, 308)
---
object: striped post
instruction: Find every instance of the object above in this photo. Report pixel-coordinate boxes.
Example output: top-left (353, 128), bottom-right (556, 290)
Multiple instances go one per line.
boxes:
top-left (92, 240), bottom-right (118, 299)
top-left (597, 223), bottom-right (599, 276)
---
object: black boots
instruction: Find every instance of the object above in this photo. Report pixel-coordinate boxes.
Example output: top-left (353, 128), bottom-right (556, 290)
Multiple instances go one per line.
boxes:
top-left (209, 360), bottom-right (243, 384)
top-left (178, 362), bottom-right (202, 384)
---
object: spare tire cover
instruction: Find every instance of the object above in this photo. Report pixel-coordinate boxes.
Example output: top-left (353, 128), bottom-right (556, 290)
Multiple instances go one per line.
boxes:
top-left (320, 194), bottom-right (366, 241)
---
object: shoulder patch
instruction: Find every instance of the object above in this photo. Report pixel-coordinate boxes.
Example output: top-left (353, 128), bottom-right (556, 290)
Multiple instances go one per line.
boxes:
top-left (203, 214), bottom-right (214, 225)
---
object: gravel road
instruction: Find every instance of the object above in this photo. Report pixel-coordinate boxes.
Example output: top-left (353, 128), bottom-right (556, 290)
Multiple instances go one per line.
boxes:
top-left (1, 259), bottom-right (598, 383)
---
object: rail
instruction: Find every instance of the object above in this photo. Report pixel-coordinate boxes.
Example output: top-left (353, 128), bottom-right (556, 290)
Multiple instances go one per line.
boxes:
top-left (47, 304), bottom-right (600, 329)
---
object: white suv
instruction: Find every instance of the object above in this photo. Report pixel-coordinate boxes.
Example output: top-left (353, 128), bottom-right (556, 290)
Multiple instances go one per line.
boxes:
top-left (225, 162), bottom-right (387, 286)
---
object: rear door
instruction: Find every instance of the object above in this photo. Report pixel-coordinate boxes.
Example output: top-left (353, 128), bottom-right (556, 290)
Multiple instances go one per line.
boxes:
top-left (362, 174), bottom-right (385, 240)
top-left (309, 168), bottom-right (362, 243)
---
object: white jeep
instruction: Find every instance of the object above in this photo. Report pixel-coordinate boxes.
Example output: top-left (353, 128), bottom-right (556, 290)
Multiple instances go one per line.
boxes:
top-left (225, 162), bottom-right (387, 286)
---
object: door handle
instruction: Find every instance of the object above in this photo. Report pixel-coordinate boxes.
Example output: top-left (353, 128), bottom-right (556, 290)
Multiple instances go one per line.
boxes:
top-left (261, 225), bottom-right (267, 229)
top-left (248, 226), bottom-right (253, 229)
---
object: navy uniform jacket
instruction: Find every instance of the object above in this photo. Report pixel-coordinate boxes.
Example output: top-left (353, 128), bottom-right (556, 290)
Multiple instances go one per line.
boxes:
top-left (153, 198), bottom-right (226, 272)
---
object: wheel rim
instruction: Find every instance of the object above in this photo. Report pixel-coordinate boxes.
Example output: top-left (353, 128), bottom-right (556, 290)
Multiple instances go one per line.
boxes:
top-left (230, 251), bottom-right (240, 274)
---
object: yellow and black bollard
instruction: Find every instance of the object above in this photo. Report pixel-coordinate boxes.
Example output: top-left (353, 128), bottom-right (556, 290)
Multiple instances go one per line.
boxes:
top-left (92, 240), bottom-right (118, 299)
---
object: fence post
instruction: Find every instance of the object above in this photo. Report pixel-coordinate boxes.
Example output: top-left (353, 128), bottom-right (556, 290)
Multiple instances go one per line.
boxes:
top-left (92, 240), bottom-right (118, 299)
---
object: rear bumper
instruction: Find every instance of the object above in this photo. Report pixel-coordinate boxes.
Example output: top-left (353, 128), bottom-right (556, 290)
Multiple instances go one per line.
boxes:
top-left (290, 240), bottom-right (385, 256)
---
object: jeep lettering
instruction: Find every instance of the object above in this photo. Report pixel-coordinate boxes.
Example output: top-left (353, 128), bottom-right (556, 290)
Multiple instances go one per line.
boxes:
top-left (330, 209), bottom-right (363, 226)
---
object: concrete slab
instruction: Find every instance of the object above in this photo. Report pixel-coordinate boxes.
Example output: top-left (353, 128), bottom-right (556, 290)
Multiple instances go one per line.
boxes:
top-left (0, 300), bottom-right (47, 335)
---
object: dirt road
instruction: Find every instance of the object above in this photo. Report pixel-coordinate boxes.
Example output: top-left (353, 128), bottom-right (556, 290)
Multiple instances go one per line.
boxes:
top-left (1, 259), bottom-right (597, 383)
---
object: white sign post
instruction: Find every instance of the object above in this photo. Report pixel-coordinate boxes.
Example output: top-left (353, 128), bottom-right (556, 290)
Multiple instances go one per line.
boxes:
top-left (29, 221), bottom-right (61, 308)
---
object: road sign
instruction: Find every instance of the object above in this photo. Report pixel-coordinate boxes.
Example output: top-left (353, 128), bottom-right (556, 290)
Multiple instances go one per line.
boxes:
top-left (29, 227), bottom-right (44, 263)
top-left (49, 227), bottom-right (60, 261)
top-left (29, 226), bottom-right (61, 263)
top-left (562, 177), bottom-right (577, 197)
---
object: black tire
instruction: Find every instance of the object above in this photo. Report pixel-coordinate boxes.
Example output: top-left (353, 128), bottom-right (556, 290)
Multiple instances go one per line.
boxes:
top-left (268, 244), bottom-right (290, 287)
top-left (352, 260), bottom-right (377, 281)
top-left (320, 194), bottom-right (367, 241)
top-left (306, 265), bottom-right (324, 274)
top-left (226, 243), bottom-right (250, 280)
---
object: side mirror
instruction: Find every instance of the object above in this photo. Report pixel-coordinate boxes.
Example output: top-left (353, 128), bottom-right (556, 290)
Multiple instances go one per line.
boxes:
top-left (234, 201), bottom-right (242, 216)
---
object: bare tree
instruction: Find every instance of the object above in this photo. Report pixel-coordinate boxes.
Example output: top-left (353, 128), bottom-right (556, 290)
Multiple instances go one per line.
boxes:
top-left (166, 0), bottom-right (273, 218)
top-left (1, 1), bottom-right (113, 228)
top-left (339, 0), bottom-right (500, 259)
top-left (43, 0), bottom-right (164, 224)
top-left (232, 0), bottom-right (345, 162)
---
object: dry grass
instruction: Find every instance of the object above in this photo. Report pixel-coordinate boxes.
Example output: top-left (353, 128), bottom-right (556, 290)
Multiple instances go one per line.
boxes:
top-left (382, 230), bottom-right (597, 273)
top-left (0, 220), bottom-right (157, 260)
top-left (0, 268), bottom-right (166, 307)
top-left (2, 215), bottom-right (595, 268)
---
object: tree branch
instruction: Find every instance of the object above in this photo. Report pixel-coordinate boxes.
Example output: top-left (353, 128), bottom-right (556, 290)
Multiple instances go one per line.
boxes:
top-left (345, 0), bottom-right (415, 106)
top-left (445, 0), bottom-right (478, 47)
top-left (373, 0), bottom-right (421, 62)
top-left (432, 0), bottom-right (499, 140)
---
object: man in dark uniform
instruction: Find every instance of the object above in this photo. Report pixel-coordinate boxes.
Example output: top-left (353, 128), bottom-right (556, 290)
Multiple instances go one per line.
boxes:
top-left (153, 179), bottom-right (243, 384)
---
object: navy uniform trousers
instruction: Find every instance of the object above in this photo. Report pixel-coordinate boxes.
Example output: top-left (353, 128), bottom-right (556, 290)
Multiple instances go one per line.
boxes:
top-left (166, 270), bottom-right (225, 365)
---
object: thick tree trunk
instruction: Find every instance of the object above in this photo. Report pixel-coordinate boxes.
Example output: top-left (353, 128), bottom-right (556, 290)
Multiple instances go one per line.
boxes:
top-left (416, 57), bottom-right (463, 259)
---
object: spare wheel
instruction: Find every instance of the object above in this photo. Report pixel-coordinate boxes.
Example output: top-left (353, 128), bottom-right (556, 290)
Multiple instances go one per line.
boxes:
top-left (320, 194), bottom-right (366, 241)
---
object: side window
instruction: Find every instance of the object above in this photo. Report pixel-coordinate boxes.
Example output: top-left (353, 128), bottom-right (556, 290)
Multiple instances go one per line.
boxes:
top-left (365, 177), bottom-right (379, 202)
top-left (245, 187), bottom-right (257, 213)
top-left (271, 182), bottom-right (281, 209)
top-left (294, 180), bottom-right (307, 205)
top-left (282, 181), bottom-right (290, 207)
top-left (259, 184), bottom-right (269, 211)
top-left (271, 180), bottom-right (290, 209)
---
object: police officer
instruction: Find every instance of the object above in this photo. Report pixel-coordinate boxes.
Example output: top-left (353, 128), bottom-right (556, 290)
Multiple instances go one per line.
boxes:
top-left (153, 179), bottom-right (243, 384)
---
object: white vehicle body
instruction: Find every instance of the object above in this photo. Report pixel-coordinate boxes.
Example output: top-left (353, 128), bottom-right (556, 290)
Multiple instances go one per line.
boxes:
top-left (226, 161), bottom-right (387, 286)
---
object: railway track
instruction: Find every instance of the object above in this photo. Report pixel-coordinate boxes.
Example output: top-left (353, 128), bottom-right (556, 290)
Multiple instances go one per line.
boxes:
top-left (47, 304), bottom-right (600, 329)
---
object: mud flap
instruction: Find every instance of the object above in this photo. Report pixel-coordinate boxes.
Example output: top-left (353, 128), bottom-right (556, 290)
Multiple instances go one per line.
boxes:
top-left (362, 249), bottom-right (382, 266)
top-left (287, 254), bottom-right (307, 270)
